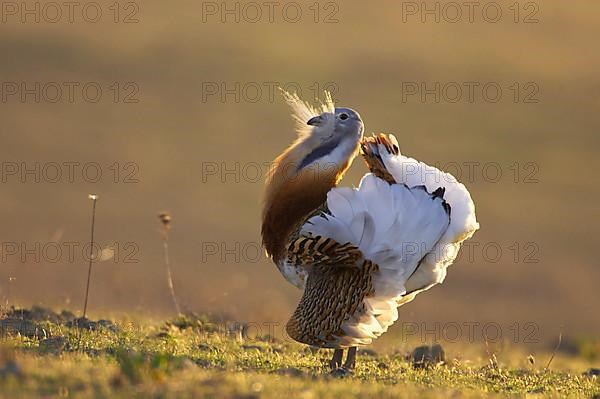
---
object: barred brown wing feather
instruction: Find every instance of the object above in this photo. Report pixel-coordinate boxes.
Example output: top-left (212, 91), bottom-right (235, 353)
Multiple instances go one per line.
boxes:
top-left (360, 134), bottom-right (400, 184)
top-left (287, 235), bottom-right (363, 269)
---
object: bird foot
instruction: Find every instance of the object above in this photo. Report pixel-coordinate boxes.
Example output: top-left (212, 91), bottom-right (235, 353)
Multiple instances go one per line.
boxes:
top-left (328, 347), bottom-right (357, 373)
top-left (330, 367), bottom-right (354, 378)
top-left (329, 348), bottom-right (343, 370)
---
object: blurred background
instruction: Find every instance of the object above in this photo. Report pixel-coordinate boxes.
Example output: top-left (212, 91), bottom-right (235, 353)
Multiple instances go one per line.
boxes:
top-left (0, 1), bottom-right (598, 350)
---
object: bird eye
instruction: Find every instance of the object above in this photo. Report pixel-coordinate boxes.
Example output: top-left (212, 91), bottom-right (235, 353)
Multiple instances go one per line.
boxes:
top-left (339, 113), bottom-right (349, 120)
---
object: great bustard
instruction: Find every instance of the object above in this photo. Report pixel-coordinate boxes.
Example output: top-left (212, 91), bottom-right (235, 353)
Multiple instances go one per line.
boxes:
top-left (261, 92), bottom-right (479, 372)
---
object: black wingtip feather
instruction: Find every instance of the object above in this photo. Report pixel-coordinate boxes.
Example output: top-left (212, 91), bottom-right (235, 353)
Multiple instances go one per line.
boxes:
top-left (432, 187), bottom-right (446, 199)
top-left (442, 201), bottom-right (451, 215)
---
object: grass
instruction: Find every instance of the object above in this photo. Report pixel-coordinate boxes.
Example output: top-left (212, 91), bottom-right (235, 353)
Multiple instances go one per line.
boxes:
top-left (0, 310), bottom-right (598, 398)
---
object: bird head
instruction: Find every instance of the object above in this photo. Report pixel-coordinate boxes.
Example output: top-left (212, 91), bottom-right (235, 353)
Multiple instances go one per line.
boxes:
top-left (298, 107), bottom-right (364, 172)
top-left (275, 91), bottom-right (364, 177)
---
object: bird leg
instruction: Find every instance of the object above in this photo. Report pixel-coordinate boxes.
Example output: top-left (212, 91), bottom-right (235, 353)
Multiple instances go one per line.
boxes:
top-left (343, 347), bottom-right (357, 370)
top-left (329, 349), bottom-right (343, 370)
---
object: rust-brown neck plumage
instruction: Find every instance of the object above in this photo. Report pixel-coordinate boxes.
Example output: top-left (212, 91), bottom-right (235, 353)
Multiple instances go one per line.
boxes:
top-left (261, 143), bottom-right (357, 263)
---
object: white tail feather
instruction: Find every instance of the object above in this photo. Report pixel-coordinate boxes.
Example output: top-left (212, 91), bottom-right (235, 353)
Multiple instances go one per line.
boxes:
top-left (299, 135), bottom-right (479, 346)
top-left (302, 174), bottom-right (451, 345)
top-left (376, 137), bottom-right (480, 293)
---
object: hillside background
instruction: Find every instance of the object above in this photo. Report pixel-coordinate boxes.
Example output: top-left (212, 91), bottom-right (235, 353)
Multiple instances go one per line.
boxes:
top-left (0, 0), bottom-right (598, 350)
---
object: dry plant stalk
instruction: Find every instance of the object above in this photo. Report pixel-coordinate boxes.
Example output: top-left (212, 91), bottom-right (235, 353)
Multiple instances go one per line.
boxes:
top-left (82, 194), bottom-right (98, 319)
top-left (5, 277), bottom-right (16, 307)
top-left (545, 331), bottom-right (563, 371)
top-left (483, 332), bottom-right (499, 370)
top-left (159, 212), bottom-right (181, 315)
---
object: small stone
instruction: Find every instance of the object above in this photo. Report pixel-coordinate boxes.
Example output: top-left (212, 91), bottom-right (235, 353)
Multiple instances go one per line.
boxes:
top-left (0, 318), bottom-right (46, 339)
top-left (66, 317), bottom-right (116, 332)
top-left (66, 317), bottom-right (94, 330)
top-left (97, 319), bottom-right (117, 332)
top-left (431, 344), bottom-right (446, 364)
top-left (411, 345), bottom-right (431, 369)
top-left (59, 310), bottom-right (76, 323)
top-left (411, 344), bottom-right (446, 369)
top-left (583, 368), bottom-right (600, 378)
top-left (195, 359), bottom-right (212, 368)
top-left (39, 337), bottom-right (66, 354)
top-left (330, 367), bottom-right (353, 378)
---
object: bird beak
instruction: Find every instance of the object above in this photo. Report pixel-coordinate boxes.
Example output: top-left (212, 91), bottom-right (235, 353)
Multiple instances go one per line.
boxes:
top-left (307, 115), bottom-right (323, 126)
